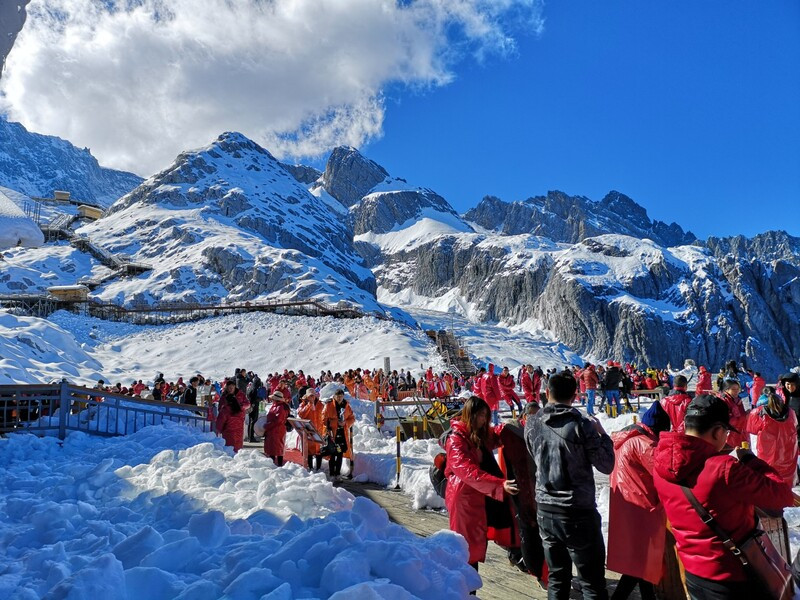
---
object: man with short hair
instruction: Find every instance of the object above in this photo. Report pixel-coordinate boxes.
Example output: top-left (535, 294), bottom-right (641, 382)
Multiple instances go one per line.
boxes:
top-left (720, 379), bottom-right (747, 447)
top-left (182, 376), bottom-right (199, 405)
top-left (525, 371), bottom-right (615, 599)
top-left (653, 394), bottom-right (792, 599)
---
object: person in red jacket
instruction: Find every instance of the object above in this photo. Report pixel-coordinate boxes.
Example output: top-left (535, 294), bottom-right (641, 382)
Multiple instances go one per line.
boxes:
top-left (520, 365), bottom-right (536, 405)
top-left (653, 394), bottom-right (793, 599)
top-left (477, 364), bottom-right (502, 425)
top-left (445, 396), bottom-right (518, 576)
top-left (498, 366), bottom-right (523, 412)
top-left (581, 364), bottom-right (600, 416)
top-left (745, 386), bottom-right (798, 486)
top-left (263, 390), bottom-right (290, 466)
top-left (719, 379), bottom-right (747, 447)
top-left (746, 372), bottom-right (765, 406)
top-left (215, 379), bottom-right (250, 453)
top-left (608, 401), bottom-right (671, 600)
top-left (660, 375), bottom-right (692, 433)
top-left (695, 366), bottom-right (712, 395)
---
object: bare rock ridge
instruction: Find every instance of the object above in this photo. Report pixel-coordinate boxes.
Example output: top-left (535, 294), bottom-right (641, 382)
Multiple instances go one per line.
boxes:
top-left (321, 146), bottom-right (389, 208)
top-left (0, 117), bottom-right (143, 206)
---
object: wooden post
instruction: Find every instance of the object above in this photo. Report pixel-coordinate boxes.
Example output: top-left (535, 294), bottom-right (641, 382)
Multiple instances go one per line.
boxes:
top-left (58, 382), bottom-right (69, 440)
top-left (395, 426), bottom-right (402, 490)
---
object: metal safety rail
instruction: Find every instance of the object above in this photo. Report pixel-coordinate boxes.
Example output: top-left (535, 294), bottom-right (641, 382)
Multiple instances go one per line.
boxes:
top-left (0, 383), bottom-right (211, 440)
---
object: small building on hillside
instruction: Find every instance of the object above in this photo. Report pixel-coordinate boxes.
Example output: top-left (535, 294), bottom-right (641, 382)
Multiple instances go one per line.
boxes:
top-left (47, 285), bottom-right (89, 302)
top-left (77, 205), bottom-right (103, 220)
top-left (53, 191), bottom-right (71, 202)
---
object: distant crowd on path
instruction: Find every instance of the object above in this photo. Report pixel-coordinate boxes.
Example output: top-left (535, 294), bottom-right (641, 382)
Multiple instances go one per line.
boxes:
top-left (442, 362), bottom-right (800, 599)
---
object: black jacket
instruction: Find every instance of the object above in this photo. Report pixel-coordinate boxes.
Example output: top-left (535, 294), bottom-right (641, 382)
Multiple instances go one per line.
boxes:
top-left (524, 403), bottom-right (614, 512)
top-left (182, 386), bottom-right (197, 405)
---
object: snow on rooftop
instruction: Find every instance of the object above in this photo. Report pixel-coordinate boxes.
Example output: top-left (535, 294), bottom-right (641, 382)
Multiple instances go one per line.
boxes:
top-left (0, 189), bottom-right (44, 249)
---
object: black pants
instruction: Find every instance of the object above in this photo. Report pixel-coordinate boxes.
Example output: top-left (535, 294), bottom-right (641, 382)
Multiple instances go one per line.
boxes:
top-left (537, 509), bottom-right (608, 600)
top-left (269, 455), bottom-right (284, 467)
top-left (685, 572), bottom-right (771, 600)
top-left (309, 454), bottom-right (322, 471)
top-left (330, 453), bottom-right (343, 476)
top-left (247, 401), bottom-right (259, 441)
top-left (611, 575), bottom-right (655, 600)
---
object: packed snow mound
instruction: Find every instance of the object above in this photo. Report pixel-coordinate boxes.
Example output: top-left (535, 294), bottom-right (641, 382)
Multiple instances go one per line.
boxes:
top-left (41, 310), bottom-right (444, 386)
top-left (0, 116), bottom-right (142, 206)
top-left (0, 188), bottom-right (43, 249)
top-left (77, 132), bottom-right (380, 310)
top-left (0, 311), bottom-right (103, 384)
top-left (0, 423), bottom-right (480, 599)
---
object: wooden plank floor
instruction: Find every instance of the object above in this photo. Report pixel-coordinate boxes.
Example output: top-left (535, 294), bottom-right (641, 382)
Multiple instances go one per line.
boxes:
top-left (338, 481), bottom-right (636, 600)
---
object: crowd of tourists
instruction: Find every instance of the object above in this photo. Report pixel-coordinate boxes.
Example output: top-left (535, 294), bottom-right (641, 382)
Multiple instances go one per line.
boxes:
top-left (442, 363), bottom-right (800, 600)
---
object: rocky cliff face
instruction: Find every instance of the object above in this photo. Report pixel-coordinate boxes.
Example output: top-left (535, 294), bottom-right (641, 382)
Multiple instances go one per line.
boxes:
top-left (0, 117), bottom-right (143, 206)
top-left (80, 132), bottom-right (380, 311)
top-left (321, 146), bottom-right (388, 208)
top-left (464, 190), bottom-right (696, 247)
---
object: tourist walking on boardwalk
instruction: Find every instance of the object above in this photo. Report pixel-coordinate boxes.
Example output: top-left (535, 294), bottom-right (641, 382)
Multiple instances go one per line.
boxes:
top-left (525, 370), bottom-right (615, 600)
top-left (215, 379), bottom-right (250, 453)
top-left (445, 396), bottom-right (519, 580)
top-left (653, 394), bottom-right (793, 600)
top-left (263, 390), bottom-right (290, 466)
top-left (607, 402), bottom-right (671, 600)
top-left (323, 388), bottom-right (355, 480)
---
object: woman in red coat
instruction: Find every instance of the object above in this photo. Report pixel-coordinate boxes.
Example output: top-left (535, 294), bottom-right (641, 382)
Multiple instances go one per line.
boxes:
top-left (263, 390), bottom-right (291, 466)
top-left (607, 402), bottom-right (671, 600)
top-left (746, 387), bottom-right (798, 486)
top-left (216, 380), bottom-right (250, 453)
top-left (445, 396), bottom-right (518, 572)
top-left (298, 388), bottom-right (325, 471)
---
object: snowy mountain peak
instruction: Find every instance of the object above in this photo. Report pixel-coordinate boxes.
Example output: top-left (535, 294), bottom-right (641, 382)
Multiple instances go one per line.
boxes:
top-left (80, 132), bottom-right (379, 310)
top-left (464, 189), bottom-right (696, 247)
top-left (322, 146), bottom-right (390, 208)
top-left (0, 116), bottom-right (143, 207)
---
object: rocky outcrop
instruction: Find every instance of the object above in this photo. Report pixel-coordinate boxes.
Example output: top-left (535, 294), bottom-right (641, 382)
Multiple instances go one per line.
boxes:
top-left (279, 162), bottom-right (322, 185)
top-left (350, 189), bottom-right (468, 235)
top-left (0, 117), bottom-right (143, 206)
top-left (464, 190), bottom-right (696, 247)
top-left (321, 146), bottom-right (388, 208)
top-left (705, 230), bottom-right (800, 265)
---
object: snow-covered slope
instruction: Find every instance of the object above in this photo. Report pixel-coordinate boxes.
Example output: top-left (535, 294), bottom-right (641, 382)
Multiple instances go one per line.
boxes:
top-left (0, 117), bottom-right (142, 206)
top-left (78, 132), bottom-right (382, 311)
top-left (0, 310), bottom-right (444, 386)
top-left (0, 188), bottom-right (43, 249)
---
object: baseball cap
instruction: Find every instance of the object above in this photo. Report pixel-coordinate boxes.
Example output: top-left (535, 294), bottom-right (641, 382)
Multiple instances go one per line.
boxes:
top-left (685, 394), bottom-right (739, 433)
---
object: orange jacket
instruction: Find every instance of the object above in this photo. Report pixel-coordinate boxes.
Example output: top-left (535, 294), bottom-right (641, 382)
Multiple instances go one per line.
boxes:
top-left (298, 398), bottom-right (325, 455)
top-left (323, 399), bottom-right (356, 459)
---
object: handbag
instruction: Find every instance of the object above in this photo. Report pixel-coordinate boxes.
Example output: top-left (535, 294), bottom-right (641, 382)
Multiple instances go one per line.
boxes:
top-left (681, 486), bottom-right (794, 600)
top-left (319, 435), bottom-right (337, 457)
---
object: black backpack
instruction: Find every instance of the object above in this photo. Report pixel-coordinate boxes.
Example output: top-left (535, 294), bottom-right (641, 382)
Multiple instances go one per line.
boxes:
top-left (428, 429), bottom-right (453, 499)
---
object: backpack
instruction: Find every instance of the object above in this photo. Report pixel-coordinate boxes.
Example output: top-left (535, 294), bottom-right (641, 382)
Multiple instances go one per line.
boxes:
top-left (257, 386), bottom-right (267, 400)
top-left (428, 429), bottom-right (453, 499)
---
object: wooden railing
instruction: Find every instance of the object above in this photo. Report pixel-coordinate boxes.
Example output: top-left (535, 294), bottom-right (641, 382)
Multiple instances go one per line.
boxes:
top-left (0, 383), bottom-right (211, 440)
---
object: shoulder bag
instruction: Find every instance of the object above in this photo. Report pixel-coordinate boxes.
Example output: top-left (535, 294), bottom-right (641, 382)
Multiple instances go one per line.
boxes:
top-left (681, 485), bottom-right (794, 600)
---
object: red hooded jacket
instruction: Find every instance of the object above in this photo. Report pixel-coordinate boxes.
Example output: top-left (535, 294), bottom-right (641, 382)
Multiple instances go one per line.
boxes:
top-left (696, 369), bottom-right (712, 394)
top-left (445, 419), bottom-right (505, 564)
top-left (660, 391), bottom-right (692, 434)
top-left (746, 404), bottom-right (798, 486)
top-left (520, 370), bottom-right (535, 402)
top-left (719, 392), bottom-right (747, 448)
top-left (607, 425), bottom-right (665, 584)
top-left (263, 398), bottom-right (290, 457)
top-left (478, 365), bottom-right (502, 411)
top-left (581, 368), bottom-right (599, 391)
top-left (653, 432), bottom-right (792, 581)
top-left (216, 390), bottom-right (251, 452)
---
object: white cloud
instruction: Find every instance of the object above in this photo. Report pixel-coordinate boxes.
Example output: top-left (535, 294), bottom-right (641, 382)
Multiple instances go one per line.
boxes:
top-left (0, 0), bottom-right (543, 176)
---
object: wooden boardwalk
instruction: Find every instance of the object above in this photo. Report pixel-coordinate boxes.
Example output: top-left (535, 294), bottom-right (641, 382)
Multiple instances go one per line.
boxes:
top-left (338, 481), bottom-right (635, 599)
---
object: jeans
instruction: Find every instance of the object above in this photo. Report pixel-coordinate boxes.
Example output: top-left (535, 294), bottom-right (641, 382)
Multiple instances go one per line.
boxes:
top-left (586, 389), bottom-right (596, 415)
top-left (537, 509), bottom-right (609, 600)
top-left (605, 391), bottom-right (621, 413)
top-left (491, 409), bottom-right (500, 426)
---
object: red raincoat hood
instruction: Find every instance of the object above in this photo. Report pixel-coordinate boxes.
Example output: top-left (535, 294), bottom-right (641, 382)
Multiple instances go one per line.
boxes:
top-left (653, 431), bottom-right (719, 484)
top-left (611, 423), bottom-right (654, 451)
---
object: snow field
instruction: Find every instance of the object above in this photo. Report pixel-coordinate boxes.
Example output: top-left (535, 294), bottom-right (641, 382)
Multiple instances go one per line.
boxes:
top-left (0, 189), bottom-right (44, 249)
top-left (0, 421), bottom-right (480, 599)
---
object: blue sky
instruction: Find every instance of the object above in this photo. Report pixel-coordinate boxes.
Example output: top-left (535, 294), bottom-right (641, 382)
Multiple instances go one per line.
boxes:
top-left (364, 1), bottom-right (800, 240)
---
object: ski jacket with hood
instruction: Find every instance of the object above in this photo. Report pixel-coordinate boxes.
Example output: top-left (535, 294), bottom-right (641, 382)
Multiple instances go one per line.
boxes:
top-left (216, 390), bottom-right (250, 453)
top-left (524, 403), bottom-right (614, 512)
top-left (478, 365), bottom-right (502, 411)
top-left (660, 390), bottom-right (692, 434)
top-left (520, 370), bottom-right (535, 402)
top-left (607, 424), bottom-right (665, 584)
top-left (653, 432), bottom-right (793, 582)
top-left (444, 419), bottom-right (506, 564)
top-left (746, 403), bottom-right (798, 486)
top-left (263, 397), bottom-right (290, 457)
